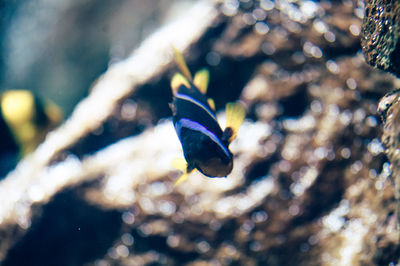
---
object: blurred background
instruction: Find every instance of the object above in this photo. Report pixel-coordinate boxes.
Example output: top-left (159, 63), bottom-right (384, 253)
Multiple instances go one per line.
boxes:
top-left (0, 0), bottom-right (196, 177)
top-left (0, 0), bottom-right (195, 116)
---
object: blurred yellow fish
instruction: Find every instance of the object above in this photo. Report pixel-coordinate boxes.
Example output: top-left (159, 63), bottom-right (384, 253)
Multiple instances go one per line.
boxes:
top-left (0, 90), bottom-right (63, 176)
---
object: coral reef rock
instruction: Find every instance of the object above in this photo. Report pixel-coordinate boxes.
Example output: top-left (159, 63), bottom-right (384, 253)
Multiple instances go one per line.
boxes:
top-left (361, 0), bottom-right (400, 77)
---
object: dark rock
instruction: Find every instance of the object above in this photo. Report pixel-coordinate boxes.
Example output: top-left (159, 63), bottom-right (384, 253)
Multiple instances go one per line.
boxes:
top-left (361, 0), bottom-right (400, 77)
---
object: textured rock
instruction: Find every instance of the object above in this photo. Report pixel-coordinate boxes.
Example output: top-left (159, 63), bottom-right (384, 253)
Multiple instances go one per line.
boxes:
top-left (379, 89), bottom-right (400, 231)
top-left (361, 0), bottom-right (400, 76)
top-left (363, 0), bottom-right (400, 252)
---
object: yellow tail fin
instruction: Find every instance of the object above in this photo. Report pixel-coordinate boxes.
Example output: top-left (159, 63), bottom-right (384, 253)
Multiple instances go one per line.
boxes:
top-left (193, 69), bottom-right (209, 94)
top-left (173, 47), bottom-right (192, 82)
top-left (225, 102), bottom-right (246, 142)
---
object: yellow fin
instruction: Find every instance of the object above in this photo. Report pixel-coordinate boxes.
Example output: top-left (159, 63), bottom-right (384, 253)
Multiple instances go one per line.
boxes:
top-left (193, 69), bottom-right (209, 94)
top-left (174, 172), bottom-right (190, 187)
top-left (207, 98), bottom-right (215, 111)
top-left (1, 90), bottom-right (35, 126)
top-left (173, 47), bottom-right (192, 82)
top-left (225, 102), bottom-right (246, 142)
top-left (171, 157), bottom-right (192, 186)
top-left (45, 102), bottom-right (63, 124)
top-left (171, 73), bottom-right (190, 95)
top-left (171, 157), bottom-right (188, 172)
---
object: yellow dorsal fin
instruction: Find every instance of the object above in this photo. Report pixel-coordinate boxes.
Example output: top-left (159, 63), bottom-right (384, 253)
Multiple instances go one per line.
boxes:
top-left (207, 98), bottom-right (215, 111)
top-left (193, 69), bottom-right (209, 94)
top-left (225, 102), bottom-right (246, 142)
top-left (173, 47), bottom-right (192, 82)
top-left (171, 73), bottom-right (190, 95)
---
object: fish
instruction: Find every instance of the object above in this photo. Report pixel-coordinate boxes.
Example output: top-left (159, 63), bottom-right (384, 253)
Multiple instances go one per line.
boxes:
top-left (170, 48), bottom-right (245, 185)
top-left (0, 90), bottom-right (63, 177)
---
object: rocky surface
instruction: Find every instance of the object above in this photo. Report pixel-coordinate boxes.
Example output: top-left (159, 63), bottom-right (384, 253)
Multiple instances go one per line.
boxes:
top-left (362, 0), bottom-right (400, 253)
top-left (379, 88), bottom-right (400, 237)
top-left (0, 0), bottom-right (399, 265)
top-left (361, 0), bottom-right (400, 77)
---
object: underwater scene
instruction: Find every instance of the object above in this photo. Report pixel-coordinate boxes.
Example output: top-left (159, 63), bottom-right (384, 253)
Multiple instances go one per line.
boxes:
top-left (0, 0), bottom-right (400, 265)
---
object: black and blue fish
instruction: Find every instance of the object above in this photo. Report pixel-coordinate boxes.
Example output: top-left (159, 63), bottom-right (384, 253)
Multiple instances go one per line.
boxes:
top-left (170, 48), bottom-right (245, 185)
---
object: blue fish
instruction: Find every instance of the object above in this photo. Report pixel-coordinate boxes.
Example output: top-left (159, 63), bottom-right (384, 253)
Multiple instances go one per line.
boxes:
top-left (170, 48), bottom-right (245, 185)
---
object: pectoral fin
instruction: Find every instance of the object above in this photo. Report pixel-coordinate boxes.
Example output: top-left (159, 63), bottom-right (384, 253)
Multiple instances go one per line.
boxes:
top-left (225, 102), bottom-right (246, 142)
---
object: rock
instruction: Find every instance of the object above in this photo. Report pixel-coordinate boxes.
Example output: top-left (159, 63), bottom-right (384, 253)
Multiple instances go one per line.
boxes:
top-left (363, 0), bottom-right (400, 251)
top-left (361, 0), bottom-right (400, 77)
